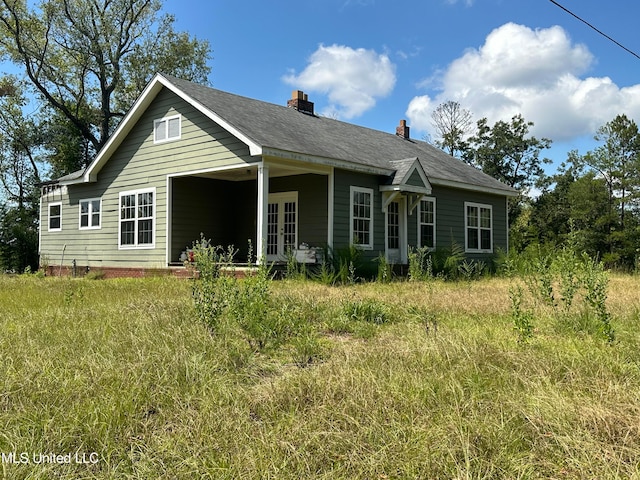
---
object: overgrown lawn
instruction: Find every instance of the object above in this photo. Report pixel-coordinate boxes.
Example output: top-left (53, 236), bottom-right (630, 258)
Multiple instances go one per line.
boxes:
top-left (1, 274), bottom-right (639, 478)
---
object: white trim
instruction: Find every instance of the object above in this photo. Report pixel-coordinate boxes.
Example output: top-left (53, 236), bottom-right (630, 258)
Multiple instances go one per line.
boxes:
top-left (266, 191), bottom-right (299, 262)
top-left (506, 196), bottom-right (510, 254)
top-left (256, 164), bottom-right (269, 263)
top-left (349, 186), bottom-right (374, 250)
top-left (82, 74), bottom-right (264, 184)
top-left (379, 184), bottom-right (431, 195)
top-left (263, 147), bottom-right (393, 177)
top-left (384, 197), bottom-right (407, 263)
top-left (166, 163), bottom-right (256, 179)
top-left (153, 114), bottom-right (181, 144)
top-left (48, 202), bottom-right (62, 232)
top-left (327, 167), bottom-right (334, 249)
top-left (417, 197), bottom-right (436, 250)
top-left (464, 201), bottom-right (493, 253)
top-left (381, 191), bottom-right (401, 213)
top-left (38, 196), bottom-right (42, 254)
top-left (118, 187), bottom-right (156, 250)
top-left (78, 198), bottom-right (102, 230)
top-left (166, 176), bottom-right (173, 266)
top-left (431, 178), bottom-right (518, 197)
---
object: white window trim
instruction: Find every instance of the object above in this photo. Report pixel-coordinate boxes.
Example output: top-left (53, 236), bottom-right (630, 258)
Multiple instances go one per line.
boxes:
top-left (153, 114), bottom-right (181, 144)
top-left (417, 197), bottom-right (436, 250)
top-left (79, 198), bottom-right (102, 230)
top-left (48, 201), bottom-right (62, 232)
top-left (349, 186), bottom-right (374, 250)
top-left (118, 187), bottom-right (156, 250)
top-left (464, 201), bottom-right (493, 253)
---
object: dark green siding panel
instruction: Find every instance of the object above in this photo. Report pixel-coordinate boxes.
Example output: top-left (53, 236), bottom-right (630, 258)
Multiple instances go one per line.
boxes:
top-left (333, 168), bottom-right (385, 262)
top-left (271, 174), bottom-right (328, 248)
top-left (431, 186), bottom-right (508, 256)
top-left (406, 169), bottom-right (426, 188)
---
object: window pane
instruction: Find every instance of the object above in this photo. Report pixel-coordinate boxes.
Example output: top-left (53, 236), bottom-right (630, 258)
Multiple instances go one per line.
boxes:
top-left (168, 117), bottom-right (180, 138)
top-left (80, 215), bottom-right (89, 228)
top-left (50, 204), bottom-right (61, 216)
top-left (481, 229), bottom-right (491, 250)
top-left (80, 201), bottom-right (89, 214)
top-left (121, 220), bottom-right (135, 245)
top-left (138, 192), bottom-right (153, 218)
top-left (154, 120), bottom-right (166, 142)
top-left (421, 225), bottom-right (434, 249)
top-left (91, 213), bottom-right (100, 227)
top-left (121, 195), bottom-right (135, 220)
top-left (387, 202), bottom-right (399, 249)
top-left (49, 216), bottom-right (61, 230)
top-left (138, 219), bottom-right (153, 245)
top-left (467, 206), bottom-right (478, 227)
top-left (467, 228), bottom-right (478, 250)
top-left (480, 208), bottom-right (491, 228)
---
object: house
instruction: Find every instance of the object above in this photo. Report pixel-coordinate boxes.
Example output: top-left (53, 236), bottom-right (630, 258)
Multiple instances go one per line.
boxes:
top-left (38, 73), bottom-right (517, 277)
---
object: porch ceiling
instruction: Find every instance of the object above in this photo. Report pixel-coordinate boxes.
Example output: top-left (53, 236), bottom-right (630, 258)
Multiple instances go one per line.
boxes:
top-left (190, 164), bottom-right (306, 182)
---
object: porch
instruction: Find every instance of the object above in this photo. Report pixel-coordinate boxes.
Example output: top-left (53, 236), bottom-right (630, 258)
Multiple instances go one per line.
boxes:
top-left (168, 162), bottom-right (331, 265)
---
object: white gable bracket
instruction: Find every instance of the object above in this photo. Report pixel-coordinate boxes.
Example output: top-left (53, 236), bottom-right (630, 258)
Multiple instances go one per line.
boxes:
top-left (381, 190), bottom-right (401, 213)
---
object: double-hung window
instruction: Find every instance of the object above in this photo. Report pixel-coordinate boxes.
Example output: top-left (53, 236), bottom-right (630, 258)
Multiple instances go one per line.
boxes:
top-left (350, 186), bottom-right (374, 249)
top-left (48, 202), bottom-right (62, 232)
top-left (418, 198), bottom-right (436, 249)
top-left (154, 114), bottom-right (181, 143)
top-left (79, 198), bottom-right (101, 229)
top-left (465, 202), bottom-right (492, 252)
top-left (119, 188), bottom-right (155, 248)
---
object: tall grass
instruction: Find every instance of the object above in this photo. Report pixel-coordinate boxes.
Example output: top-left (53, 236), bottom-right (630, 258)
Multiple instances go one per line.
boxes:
top-left (0, 274), bottom-right (639, 478)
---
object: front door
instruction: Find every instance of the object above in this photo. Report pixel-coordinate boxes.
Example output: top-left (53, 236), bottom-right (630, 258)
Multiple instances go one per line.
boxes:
top-left (386, 199), bottom-right (406, 263)
top-left (266, 192), bottom-right (298, 262)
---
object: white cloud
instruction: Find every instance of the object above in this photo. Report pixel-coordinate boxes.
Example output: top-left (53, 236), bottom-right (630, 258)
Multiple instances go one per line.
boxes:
top-left (407, 23), bottom-right (640, 142)
top-left (283, 44), bottom-right (396, 119)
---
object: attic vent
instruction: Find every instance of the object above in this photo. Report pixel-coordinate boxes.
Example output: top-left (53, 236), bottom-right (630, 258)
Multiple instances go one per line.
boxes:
top-left (396, 119), bottom-right (410, 139)
top-left (287, 90), bottom-right (315, 115)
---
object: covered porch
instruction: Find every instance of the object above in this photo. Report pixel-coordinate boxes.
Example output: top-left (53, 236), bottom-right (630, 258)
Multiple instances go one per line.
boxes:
top-left (167, 160), bottom-right (332, 265)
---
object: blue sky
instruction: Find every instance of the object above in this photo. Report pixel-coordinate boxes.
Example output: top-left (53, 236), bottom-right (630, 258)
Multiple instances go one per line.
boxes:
top-left (168, 0), bottom-right (640, 170)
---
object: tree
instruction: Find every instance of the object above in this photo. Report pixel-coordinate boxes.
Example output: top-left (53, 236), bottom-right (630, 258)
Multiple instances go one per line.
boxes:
top-left (0, 77), bottom-right (44, 207)
top-left (577, 114), bottom-right (640, 231)
top-left (463, 114), bottom-right (551, 192)
top-left (430, 100), bottom-right (473, 158)
top-left (0, 0), bottom-right (212, 156)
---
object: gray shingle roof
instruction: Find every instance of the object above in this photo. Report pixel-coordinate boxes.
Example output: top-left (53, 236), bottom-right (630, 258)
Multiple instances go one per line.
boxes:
top-left (156, 75), bottom-right (516, 195)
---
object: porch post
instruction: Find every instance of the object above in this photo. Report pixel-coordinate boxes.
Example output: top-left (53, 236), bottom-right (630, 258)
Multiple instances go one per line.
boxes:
top-left (256, 163), bottom-right (269, 264)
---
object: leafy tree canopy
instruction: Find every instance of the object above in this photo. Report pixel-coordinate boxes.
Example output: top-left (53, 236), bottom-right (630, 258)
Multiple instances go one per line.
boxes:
top-left (0, 0), bottom-right (212, 158)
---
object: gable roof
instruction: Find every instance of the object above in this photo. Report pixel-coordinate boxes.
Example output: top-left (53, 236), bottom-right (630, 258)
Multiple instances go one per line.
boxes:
top-left (78, 73), bottom-right (517, 196)
top-left (382, 158), bottom-right (432, 195)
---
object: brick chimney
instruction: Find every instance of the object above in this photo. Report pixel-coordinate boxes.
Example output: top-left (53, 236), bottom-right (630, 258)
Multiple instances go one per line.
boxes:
top-left (396, 119), bottom-right (410, 139)
top-left (287, 90), bottom-right (314, 115)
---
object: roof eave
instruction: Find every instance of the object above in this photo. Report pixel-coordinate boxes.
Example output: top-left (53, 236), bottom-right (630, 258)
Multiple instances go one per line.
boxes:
top-left (262, 147), bottom-right (393, 176)
top-left (430, 178), bottom-right (519, 197)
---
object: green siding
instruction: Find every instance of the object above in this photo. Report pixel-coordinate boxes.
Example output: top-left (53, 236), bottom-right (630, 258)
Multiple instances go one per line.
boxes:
top-left (428, 185), bottom-right (508, 257)
top-left (330, 171), bottom-right (508, 265)
top-left (406, 169), bottom-right (426, 188)
top-left (40, 87), bottom-right (258, 269)
top-left (271, 174), bottom-right (328, 248)
top-left (333, 169), bottom-right (385, 263)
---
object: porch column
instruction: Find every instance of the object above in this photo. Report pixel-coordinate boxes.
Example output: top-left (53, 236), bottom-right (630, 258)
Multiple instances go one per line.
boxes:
top-left (256, 164), bottom-right (269, 263)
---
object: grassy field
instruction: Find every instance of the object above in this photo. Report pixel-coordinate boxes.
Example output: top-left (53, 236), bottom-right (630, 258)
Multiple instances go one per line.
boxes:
top-left (1, 274), bottom-right (640, 479)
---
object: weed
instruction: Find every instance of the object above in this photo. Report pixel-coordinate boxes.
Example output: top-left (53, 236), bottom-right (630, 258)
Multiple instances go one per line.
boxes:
top-left (408, 246), bottom-right (433, 281)
top-left (509, 285), bottom-right (534, 343)
top-left (375, 253), bottom-right (392, 283)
